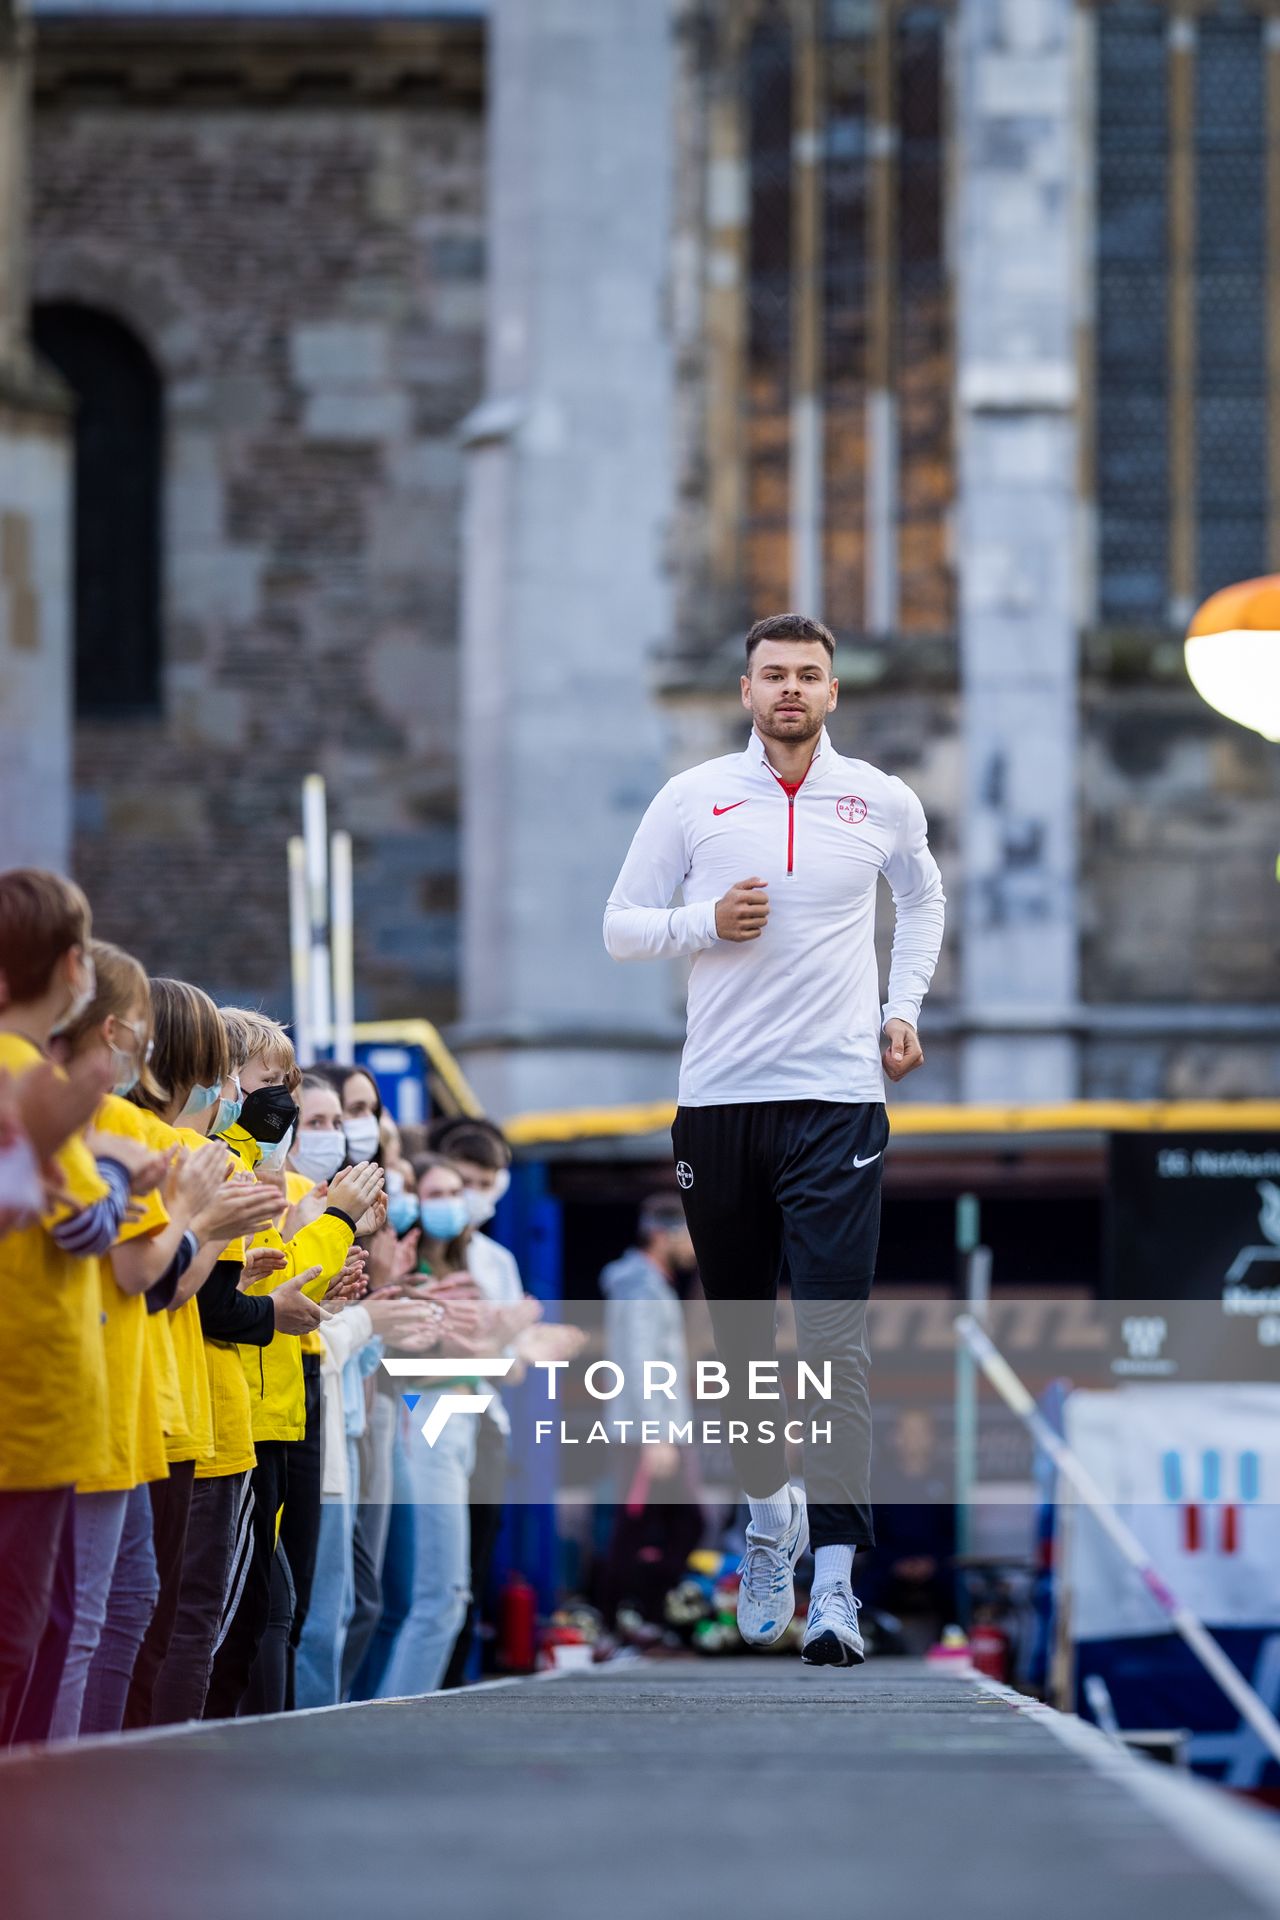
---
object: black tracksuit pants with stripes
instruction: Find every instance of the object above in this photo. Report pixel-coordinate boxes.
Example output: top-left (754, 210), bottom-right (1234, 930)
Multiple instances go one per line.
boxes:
top-left (671, 1099), bottom-right (888, 1552)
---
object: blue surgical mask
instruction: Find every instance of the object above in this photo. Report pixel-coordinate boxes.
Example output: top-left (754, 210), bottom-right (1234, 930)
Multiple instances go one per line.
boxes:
top-left (420, 1195), bottom-right (469, 1242)
top-left (111, 1049), bottom-right (141, 1098)
top-left (213, 1079), bottom-right (243, 1139)
top-left (387, 1191), bottom-right (420, 1236)
top-left (179, 1081), bottom-right (221, 1121)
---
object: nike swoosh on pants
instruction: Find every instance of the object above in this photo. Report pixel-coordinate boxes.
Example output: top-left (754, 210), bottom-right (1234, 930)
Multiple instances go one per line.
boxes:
top-left (852, 1152), bottom-right (881, 1168)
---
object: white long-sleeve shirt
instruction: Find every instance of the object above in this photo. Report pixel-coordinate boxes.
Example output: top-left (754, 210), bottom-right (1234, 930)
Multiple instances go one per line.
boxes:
top-left (603, 726), bottom-right (945, 1107)
top-left (317, 1303), bottom-right (373, 1502)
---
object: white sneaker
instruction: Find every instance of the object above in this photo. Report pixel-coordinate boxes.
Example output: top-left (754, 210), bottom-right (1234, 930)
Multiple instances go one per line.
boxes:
top-left (735, 1487), bottom-right (809, 1647)
top-left (801, 1585), bottom-right (865, 1667)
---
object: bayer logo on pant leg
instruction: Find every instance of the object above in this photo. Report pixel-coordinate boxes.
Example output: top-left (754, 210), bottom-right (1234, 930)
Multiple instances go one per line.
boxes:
top-left (676, 1161), bottom-right (694, 1189)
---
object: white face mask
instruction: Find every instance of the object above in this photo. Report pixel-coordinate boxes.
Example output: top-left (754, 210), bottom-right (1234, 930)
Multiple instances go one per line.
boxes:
top-left (463, 1186), bottom-right (495, 1228)
top-left (256, 1127), bottom-right (294, 1176)
top-left (291, 1129), bottom-right (347, 1185)
top-left (50, 951), bottom-right (97, 1037)
top-left (463, 1165), bottom-right (511, 1229)
top-left (344, 1113), bottom-right (381, 1162)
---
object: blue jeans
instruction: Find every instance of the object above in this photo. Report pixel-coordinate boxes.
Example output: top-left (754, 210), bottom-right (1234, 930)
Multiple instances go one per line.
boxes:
top-left (375, 1389), bottom-right (476, 1700)
top-left (52, 1485), bottom-right (159, 1738)
top-left (294, 1440), bottom-right (359, 1709)
top-left (347, 1429), bottom-right (414, 1702)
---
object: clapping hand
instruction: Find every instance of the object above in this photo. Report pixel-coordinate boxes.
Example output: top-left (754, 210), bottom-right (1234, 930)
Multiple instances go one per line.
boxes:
top-left (326, 1246), bottom-right (369, 1303)
top-left (516, 1319), bottom-right (588, 1365)
top-left (326, 1161), bottom-right (384, 1230)
top-left (239, 1245), bottom-right (289, 1290)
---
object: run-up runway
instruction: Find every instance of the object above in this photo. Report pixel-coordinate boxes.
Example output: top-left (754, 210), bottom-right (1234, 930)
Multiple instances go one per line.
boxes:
top-left (3, 1658), bottom-right (1280, 1920)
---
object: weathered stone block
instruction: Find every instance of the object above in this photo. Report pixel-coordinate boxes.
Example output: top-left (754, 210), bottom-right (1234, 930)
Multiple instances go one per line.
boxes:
top-left (290, 320), bottom-right (391, 391)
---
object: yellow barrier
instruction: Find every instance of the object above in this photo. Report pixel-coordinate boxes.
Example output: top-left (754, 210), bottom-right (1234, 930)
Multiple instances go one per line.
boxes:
top-left (345, 1026), bottom-right (1280, 1148)
top-left (500, 1098), bottom-right (1280, 1148)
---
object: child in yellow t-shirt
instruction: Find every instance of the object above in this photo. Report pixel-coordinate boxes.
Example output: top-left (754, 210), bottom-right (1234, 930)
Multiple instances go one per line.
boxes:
top-left (202, 1006), bottom-right (382, 1719)
top-left (45, 942), bottom-right (239, 1739)
top-left (0, 870), bottom-right (169, 1747)
top-left (117, 976), bottom-right (282, 1729)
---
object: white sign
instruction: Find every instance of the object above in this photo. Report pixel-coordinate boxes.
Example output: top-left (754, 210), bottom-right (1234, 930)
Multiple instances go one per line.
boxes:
top-left (1064, 1384), bottom-right (1280, 1643)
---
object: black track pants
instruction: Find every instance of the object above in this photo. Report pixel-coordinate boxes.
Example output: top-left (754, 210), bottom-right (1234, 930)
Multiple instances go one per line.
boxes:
top-left (671, 1099), bottom-right (887, 1552)
top-left (204, 1442), bottom-right (288, 1719)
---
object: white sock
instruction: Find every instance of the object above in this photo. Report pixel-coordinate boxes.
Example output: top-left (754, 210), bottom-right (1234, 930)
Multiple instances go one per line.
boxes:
top-left (812, 1544), bottom-right (855, 1594)
top-left (747, 1485), bottom-right (793, 1539)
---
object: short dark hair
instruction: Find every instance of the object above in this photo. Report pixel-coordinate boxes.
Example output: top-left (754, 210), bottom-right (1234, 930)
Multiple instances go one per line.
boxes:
top-left (429, 1114), bottom-right (511, 1172)
top-left (638, 1194), bottom-right (689, 1244)
top-left (745, 613), bottom-right (836, 666)
top-left (0, 868), bottom-right (92, 1002)
top-left (311, 1061), bottom-right (382, 1121)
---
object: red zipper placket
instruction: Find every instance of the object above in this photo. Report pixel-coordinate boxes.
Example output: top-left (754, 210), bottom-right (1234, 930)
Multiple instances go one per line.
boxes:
top-left (768, 759), bottom-right (812, 876)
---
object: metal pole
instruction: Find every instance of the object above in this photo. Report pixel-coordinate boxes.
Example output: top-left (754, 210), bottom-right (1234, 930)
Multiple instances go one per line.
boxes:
top-left (955, 1313), bottom-right (1280, 1770)
top-left (287, 835), bottom-right (313, 1067)
top-left (954, 1192), bottom-right (984, 1565)
top-left (302, 773), bottom-right (332, 1057)
top-left (330, 828), bottom-right (354, 1065)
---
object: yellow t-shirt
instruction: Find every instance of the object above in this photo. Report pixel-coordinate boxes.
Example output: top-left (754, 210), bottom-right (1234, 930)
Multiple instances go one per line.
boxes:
top-left (172, 1124), bottom-right (258, 1480)
top-left (124, 1109), bottom-right (226, 1467)
top-left (0, 1034), bottom-right (109, 1491)
top-left (75, 1092), bottom-right (170, 1494)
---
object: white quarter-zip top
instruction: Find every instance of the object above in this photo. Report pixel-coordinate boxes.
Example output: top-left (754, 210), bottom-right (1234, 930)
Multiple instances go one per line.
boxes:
top-left (603, 727), bottom-right (946, 1107)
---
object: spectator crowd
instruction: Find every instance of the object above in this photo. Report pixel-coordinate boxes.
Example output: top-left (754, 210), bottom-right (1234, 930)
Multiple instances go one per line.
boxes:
top-left (0, 864), bottom-right (579, 1747)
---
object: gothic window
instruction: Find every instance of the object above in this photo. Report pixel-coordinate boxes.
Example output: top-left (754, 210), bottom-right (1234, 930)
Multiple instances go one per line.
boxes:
top-left (1095, 3), bottom-right (1275, 625)
top-left (715, 0), bottom-right (954, 642)
top-left (1194, 12), bottom-right (1267, 604)
top-left (745, 7), bottom-right (795, 622)
top-left (32, 302), bottom-right (163, 714)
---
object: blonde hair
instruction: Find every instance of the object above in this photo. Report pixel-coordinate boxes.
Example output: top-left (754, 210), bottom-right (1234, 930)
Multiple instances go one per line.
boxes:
top-left (219, 1005), bottom-right (301, 1092)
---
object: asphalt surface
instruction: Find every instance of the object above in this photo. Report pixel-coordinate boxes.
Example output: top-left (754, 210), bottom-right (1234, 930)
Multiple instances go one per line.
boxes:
top-left (3, 1657), bottom-right (1280, 1920)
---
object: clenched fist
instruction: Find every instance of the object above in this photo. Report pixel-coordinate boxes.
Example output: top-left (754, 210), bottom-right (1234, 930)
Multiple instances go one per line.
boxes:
top-left (715, 876), bottom-right (770, 943)
top-left (882, 1019), bottom-right (924, 1083)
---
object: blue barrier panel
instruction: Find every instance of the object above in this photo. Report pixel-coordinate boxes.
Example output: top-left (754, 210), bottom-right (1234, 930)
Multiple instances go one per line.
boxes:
top-left (353, 1041), bottom-right (431, 1127)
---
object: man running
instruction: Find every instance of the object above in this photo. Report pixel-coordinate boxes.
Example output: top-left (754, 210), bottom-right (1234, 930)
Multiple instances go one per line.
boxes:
top-left (603, 612), bottom-right (945, 1666)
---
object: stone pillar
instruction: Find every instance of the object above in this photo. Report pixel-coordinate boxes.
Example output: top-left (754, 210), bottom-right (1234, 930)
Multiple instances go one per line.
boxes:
top-left (0, 0), bottom-right (74, 873)
top-left (455, 0), bottom-right (681, 1117)
top-left (954, 0), bottom-right (1081, 1102)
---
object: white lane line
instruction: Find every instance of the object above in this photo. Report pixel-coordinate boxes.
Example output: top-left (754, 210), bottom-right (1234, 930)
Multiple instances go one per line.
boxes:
top-left (0, 1661), bottom-right (583, 1769)
top-left (972, 1673), bottom-right (1280, 1918)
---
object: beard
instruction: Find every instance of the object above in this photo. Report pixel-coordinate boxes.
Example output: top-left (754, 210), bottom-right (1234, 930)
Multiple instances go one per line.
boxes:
top-left (755, 702), bottom-right (825, 744)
